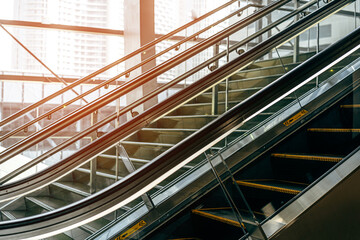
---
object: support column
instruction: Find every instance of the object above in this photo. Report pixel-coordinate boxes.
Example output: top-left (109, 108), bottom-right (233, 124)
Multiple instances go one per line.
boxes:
top-left (89, 111), bottom-right (98, 194)
top-left (293, 0), bottom-right (300, 63)
top-left (124, 0), bottom-right (157, 115)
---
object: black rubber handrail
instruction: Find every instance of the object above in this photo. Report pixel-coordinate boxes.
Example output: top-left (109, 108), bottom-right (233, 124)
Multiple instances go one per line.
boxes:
top-left (0, 1), bottom-right (356, 238)
top-left (0, 0), bottom-right (291, 164)
top-left (0, 0), bottom-right (318, 185)
top-left (0, 0), bottom-right (240, 128)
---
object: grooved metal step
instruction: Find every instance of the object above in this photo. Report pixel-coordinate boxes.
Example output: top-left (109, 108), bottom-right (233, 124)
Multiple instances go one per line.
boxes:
top-left (271, 153), bottom-right (343, 162)
top-left (340, 104), bottom-right (360, 108)
top-left (216, 75), bottom-right (280, 91)
top-left (231, 62), bottom-right (299, 80)
top-left (1, 210), bottom-right (16, 220)
top-left (26, 196), bottom-right (110, 234)
top-left (236, 179), bottom-right (308, 195)
top-left (148, 115), bottom-right (217, 129)
top-left (308, 128), bottom-right (360, 133)
top-left (1, 210), bottom-right (40, 220)
top-left (52, 182), bottom-right (91, 197)
top-left (26, 196), bottom-right (65, 211)
top-left (47, 233), bottom-right (74, 240)
top-left (121, 141), bottom-right (175, 148)
top-left (76, 167), bottom-right (122, 180)
top-left (192, 87), bottom-right (260, 103)
top-left (126, 128), bottom-right (196, 144)
top-left (192, 207), bottom-right (265, 227)
top-left (76, 167), bottom-right (163, 192)
top-left (99, 154), bottom-right (193, 170)
top-left (243, 52), bottom-right (315, 69)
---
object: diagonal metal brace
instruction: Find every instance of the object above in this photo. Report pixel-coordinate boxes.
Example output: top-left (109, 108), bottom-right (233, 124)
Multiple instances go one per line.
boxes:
top-left (118, 143), bottom-right (155, 210)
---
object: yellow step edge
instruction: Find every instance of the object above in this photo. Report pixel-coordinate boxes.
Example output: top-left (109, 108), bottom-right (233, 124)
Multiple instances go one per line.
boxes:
top-left (238, 179), bottom-right (308, 186)
top-left (308, 128), bottom-right (360, 133)
top-left (272, 153), bottom-right (342, 163)
top-left (196, 207), bottom-right (266, 217)
top-left (340, 104), bottom-right (360, 108)
top-left (192, 209), bottom-right (244, 229)
top-left (236, 181), bottom-right (301, 195)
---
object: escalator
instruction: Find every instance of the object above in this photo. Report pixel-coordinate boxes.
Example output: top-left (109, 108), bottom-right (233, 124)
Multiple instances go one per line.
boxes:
top-left (0, 52), bottom-right (316, 240)
top-left (92, 28), bottom-right (360, 240)
top-left (0, 0), bottom-right (358, 239)
top-left (152, 66), bottom-right (360, 240)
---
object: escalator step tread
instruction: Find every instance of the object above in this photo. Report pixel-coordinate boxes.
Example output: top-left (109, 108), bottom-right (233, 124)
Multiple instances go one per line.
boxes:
top-left (201, 87), bottom-right (262, 95)
top-left (192, 207), bottom-right (265, 228)
top-left (232, 62), bottom-right (299, 76)
top-left (46, 233), bottom-right (73, 240)
top-left (236, 179), bottom-right (307, 195)
top-left (271, 153), bottom-right (343, 162)
top-left (26, 196), bottom-right (68, 210)
top-left (1, 210), bottom-right (38, 219)
top-left (85, 218), bottom-right (111, 233)
top-left (76, 167), bottom-right (123, 180)
top-left (308, 128), bottom-right (360, 133)
top-left (121, 141), bottom-right (175, 147)
top-left (26, 196), bottom-right (109, 234)
top-left (139, 127), bottom-right (248, 134)
top-left (53, 181), bottom-right (91, 197)
top-left (226, 73), bottom-right (282, 83)
top-left (141, 128), bottom-right (198, 132)
top-left (162, 115), bottom-right (218, 119)
top-left (99, 154), bottom-right (150, 164)
top-left (97, 155), bottom-right (193, 170)
top-left (340, 104), bottom-right (360, 108)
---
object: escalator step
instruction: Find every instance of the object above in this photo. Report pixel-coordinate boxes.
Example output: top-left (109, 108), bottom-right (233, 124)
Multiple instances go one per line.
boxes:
top-left (308, 128), bottom-right (360, 133)
top-left (52, 182), bottom-right (91, 197)
top-left (192, 207), bottom-right (265, 227)
top-left (340, 104), bottom-right (360, 108)
top-left (201, 87), bottom-right (263, 95)
top-left (121, 141), bottom-right (175, 147)
top-left (236, 179), bottom-right (307, 195)
top-left (1, 210), bottom-right (41, 220)
top-left (1, 210), bottom-right (16, 220)
top-left (163, 115), bottom-right (218, 119)
top-left (77, 167), bottom-right (122, 180)
top-left (271, 153), bottom-right (342, 162)
top-left (142, 128), bottom-right (197, 132)
top-left (26, 196), bottom-right (66, 211)
top-left (47, 233), bottom-right (74, 240)
top-left (192, 209), bottom-right (242, 228)
top-left (26, 197), bottom-right (105, 234)
top-left (98, 154), bottom-right (193, 170)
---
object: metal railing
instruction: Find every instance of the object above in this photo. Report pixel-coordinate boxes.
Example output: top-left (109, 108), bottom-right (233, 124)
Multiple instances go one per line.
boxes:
top-left (0, 0), bottom-right (249, 129)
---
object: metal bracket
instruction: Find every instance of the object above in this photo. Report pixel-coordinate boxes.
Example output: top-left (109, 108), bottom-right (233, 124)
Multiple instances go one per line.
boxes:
top-left (131, 110), bottom-right (139, 118)
top-left (208, 64), bottom-right (218, 71)
top-left (236, 48), bottom-right (245, 55)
